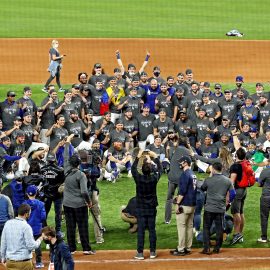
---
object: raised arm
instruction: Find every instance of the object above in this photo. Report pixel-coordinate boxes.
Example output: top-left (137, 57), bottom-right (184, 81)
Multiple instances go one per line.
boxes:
top-left (138, 51), bottom-right (150, 74)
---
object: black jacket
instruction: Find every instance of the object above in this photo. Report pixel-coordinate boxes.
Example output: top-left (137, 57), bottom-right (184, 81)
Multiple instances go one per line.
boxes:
top-left (131, 157), bottom-right (162, 215)
top-left (41, 163), bottom-right (65, 199)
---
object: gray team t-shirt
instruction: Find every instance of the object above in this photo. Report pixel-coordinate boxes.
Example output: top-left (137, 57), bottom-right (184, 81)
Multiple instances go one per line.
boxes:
top-left (201, 174), bottom-right (234, 213)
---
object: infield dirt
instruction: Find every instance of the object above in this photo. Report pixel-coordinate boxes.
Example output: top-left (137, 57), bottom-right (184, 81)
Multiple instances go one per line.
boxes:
top-left (1, 38), bottom-right (270, 84)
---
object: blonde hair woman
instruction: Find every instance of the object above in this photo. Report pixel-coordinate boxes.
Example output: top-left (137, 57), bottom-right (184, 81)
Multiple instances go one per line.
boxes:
top-left (42, 40), bottom-right (66, 93)
top-left (190, 146), bottom-right (233, 177)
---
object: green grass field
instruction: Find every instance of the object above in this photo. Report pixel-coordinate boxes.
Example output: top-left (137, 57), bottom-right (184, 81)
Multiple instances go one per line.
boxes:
top-left (0, 0), bottom-right (270, 39)
top-left (47, 173), bottom-right (268, 250)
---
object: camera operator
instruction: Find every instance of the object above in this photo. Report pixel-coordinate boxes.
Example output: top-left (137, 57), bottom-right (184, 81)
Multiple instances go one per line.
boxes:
top-left (41, 152), bottom-right (65, 237)
top-left (79, 139), bottom-right (104, 244)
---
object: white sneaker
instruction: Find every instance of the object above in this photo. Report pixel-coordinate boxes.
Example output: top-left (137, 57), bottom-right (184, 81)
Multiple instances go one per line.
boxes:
top-left (257, 238), bottom-right (267, 243)
top-left (127, 170), bottom-right (132, 178)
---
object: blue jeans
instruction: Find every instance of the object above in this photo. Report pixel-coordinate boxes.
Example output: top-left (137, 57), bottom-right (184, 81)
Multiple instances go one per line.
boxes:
top-left (137, 213), bottom-right (156, 253)
top-left (44, 197), bottom-right (63, 234)
top-left (194, 190), bottom-right (205, 231)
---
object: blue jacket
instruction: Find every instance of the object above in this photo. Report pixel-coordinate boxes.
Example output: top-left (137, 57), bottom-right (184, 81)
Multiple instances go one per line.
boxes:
top-left (178, 168), bottom-right (197, 207)
top-left (51, 239), bottom-right (74, 270)
top-left (25, 198), bottom-right (46, 236)
top-left (8, 180), bottom-right (25, 212)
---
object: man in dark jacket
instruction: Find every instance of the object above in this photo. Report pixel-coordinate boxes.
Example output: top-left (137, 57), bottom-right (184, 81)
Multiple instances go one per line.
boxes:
top-left (41, 226), bottom-right (74, 270)
top-left (131, 149), bottom-right (162, 260)
top-left (41, 152), bottom-right (65, 237)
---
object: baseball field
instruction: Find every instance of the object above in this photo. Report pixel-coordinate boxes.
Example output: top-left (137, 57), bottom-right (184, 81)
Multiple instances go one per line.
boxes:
top-left (1, 1), bottom-right (270, 269)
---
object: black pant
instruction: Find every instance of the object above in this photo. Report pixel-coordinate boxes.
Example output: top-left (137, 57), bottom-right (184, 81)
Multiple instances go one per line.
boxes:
top-left (44, 66), bottom-right (61, 89)
top-left (34, 235), bottom-right (42, 263)
top-left (137, 214), bottom-right (156, 253)
top-left (203, 211), bottom-right (224, 250)
top-left (64, 205), bottom-right (91, 252)
top-left (43, 197), bottom-right (63, 234)
top-left (260, 196), bottom-right (270, 239)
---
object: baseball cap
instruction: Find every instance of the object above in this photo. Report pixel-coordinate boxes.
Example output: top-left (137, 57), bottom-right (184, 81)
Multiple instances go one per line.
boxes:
top-left (95, 77), bottom-right (103, 83)
top-left (140, 71), bottom-right (147, 76)
top-left (222, 115), bottom-right (229, 120)
top-left (86, 109), bottom-right (94, 115)
top-left (15, 116), bottom-right (22, 121)
top-left (114, 138), bottom-right (122, 143)
top-left (23, 86), bottom-right (31, 92)
top-left (143, 103), bottom-right (150, 109)
top-left (224, 89), bottom-right (232, 94)
top-left (185, 69), bottom-right (193, 75)
top-left (125, 107), bottom-right (133, 112)
top-left (115, 119), bottom-right (124, 125)
top-left (178, 156), bottom-right (192, 166)
top-left (204, 82), bottom-right (210, 87)
top-left (26, 185), bottom-right (38, 196)
top-left (245, 96), bottom-right (253, 101)
top-left (23, 111), bottom-right (32, 117)
top-left (249, 127), bottom-right (258, 133)
top-left (153, 66), bottom-right (160, 71)
top-left (69, 110), bottom-right (78, 115)
top-left (214, 83), bottom-right (222, 89)
top-left (260, 94), bottom-right (268, 99)
top-left (1, 136), bottom-right (10, 142)
top-left (128, 63), bottom-right (136, 70)
top-left (72, 84), bottom-right (80, 89)
top-left (131, 76), bottom-right (140, 82)
top-left (179, 110), bottom-right (186, 115)
top-left (108, 76), bottom-right (117, 82)
top-left (256, 82), bottom-right (263, 87)
top-left (64, 89), bottom-right (71, 95)
top-left (236, 75), bottom-right (244, 82)
top-left (198, 107), bottom-right (206, 112)
top-left (94, 63), bottom-right (102, 69)
top-left (16, 130), bottom-right (25, 137)
top-left (168, 129), bottom-right (175, 134)
top-left (202, 93), bottom-right (210, 98)
top-left (160, 82), bottom-right (167, 87)
top-left (159, 108), bottom-right (167, 113)
top-left (82, 85), bottom-right (90, 91)
top-left (175, 87), bottom-right (185, 92)
top-left (7, 90), bottom-right (16, 97)
top-left (177, 72), bottom-right (184, 77)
